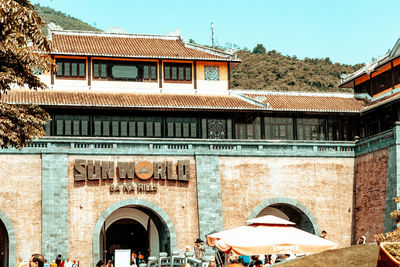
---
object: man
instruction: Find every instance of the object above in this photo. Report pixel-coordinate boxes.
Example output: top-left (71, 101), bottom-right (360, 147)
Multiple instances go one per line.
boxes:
top-left (193, 238), bottom-right (205, 260)
top-left (29, 254), bottom-right (45, 267)
top-left (320, 230), bottom-right (327, 239)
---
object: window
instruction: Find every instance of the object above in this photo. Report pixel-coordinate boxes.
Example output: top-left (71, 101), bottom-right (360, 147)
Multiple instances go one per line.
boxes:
top-left (297, 118), bottom-right (325, 140)
top-left (236, 117), bottom-right (261, 139)
top-left (92, 60), bottom-right (157, 81)
top-left (56, 59), bottom-right (86, 79)
top-left (166, 117), bottom-right (198, 138)
top-left (93, 116), bottom-right (162, 137)
top-left (264, 117), bottom-right (293, 140)
top-left (164, 63), bottom-right (192, 82)
top-left (54, 115), bottom-right (89, 136)
top-left (204, 65), bottom-right (219, 81)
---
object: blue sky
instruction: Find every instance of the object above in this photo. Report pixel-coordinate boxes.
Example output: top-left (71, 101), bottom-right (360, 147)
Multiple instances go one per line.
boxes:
top-left (32, 0), bottom-right (400, 65)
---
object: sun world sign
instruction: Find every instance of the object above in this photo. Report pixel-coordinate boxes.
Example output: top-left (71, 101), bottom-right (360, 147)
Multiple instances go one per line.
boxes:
top-left (74, 159), bottom-right (190, 194)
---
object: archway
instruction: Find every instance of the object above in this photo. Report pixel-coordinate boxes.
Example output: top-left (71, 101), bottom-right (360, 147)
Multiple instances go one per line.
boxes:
top-left (0, 220), bottom-right (8, 267)
top-left (249, 197), bottom-right (320, 235)
top-left (93, 199), bottom-right (177, 266)
top-left (0, 211), bottom-right (15, 267)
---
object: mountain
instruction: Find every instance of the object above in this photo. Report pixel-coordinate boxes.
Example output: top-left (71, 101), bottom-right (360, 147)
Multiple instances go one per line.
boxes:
top-left (33, 5), bottom-right (361, 93)
top-left (230, 50), bottom-right (363, 92)
top-left (33, 4), bottom-right (100, 35)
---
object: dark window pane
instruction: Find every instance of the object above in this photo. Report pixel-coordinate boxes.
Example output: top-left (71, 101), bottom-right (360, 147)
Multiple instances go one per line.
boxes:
top-left (146, 122), bottom-right (153, 137)
top-left (65, 120), bottom-right (72, 135)
top-left (183, 122), bottom-right (190, 137)
top-left (171, 67), bottom-right (177, 80)
top-left (151, 65), bottom-right (157, 80)
top-left (56, 120), bottom-right (64, 135)
top-left (111, 65), bottom-right (138, 79)
top-left (178, 67), bottom-right (184, 80)
top-left (93, 64), bottom-right (99, 78)
top-left (137, 122), bottom-right (144, 137)
top-left (79, 63), bottom-right (85, 77)
top-left (103, 121), bottom-right (110, 136)
top-left (128, 122), bottom-right (136, 137)
top-left (154, 122), bottom-right (162, 137)
top-left (167, 122), bottom-right (174, 137)
top-left (143, 65), bottom-right (149, 80)
top-left (190, 122), bottom-right (197, 138)
top-left (185, 67), bottom-right (191, 81)
top-left (175, 123), bottom-right (182, 137)
top-left (94, 120), bottom-right (102, 136)
top-left (120, 121), bottom-right (128, 137)
top-left (73, 120), bottom-right (80, 135)
top-left (165, 66), bottom-right (170, 80)
top-left (112, 121), bottom-right (119, 136)
top-left (64, 63), bottom-right (70, 76)
top-left (71, 63), bottom-right (78, 77)
top-left (81, 121), bottom-right (88, 136)
top-left (100, 64), bottom-right (107, 78)
top-left (56, 62), bottom-right (63, 76)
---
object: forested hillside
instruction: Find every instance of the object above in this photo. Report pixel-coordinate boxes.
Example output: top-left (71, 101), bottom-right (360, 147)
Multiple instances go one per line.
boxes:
top-left (33, 4), bottom-right (362, 93)
top-left (34, 4), bottom-right (99, 35)
top-left (231, 50), bottom-right (363, 92)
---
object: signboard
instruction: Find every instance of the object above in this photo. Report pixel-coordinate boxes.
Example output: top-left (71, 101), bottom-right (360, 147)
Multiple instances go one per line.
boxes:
top-left (73, 159), bottom-right (191, 194)
top-left (115, 249), bottom-right (131, 267)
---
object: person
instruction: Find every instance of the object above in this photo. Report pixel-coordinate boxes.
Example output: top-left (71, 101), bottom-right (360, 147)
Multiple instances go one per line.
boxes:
top-left (193, 238), bottom-right (205, 260)
top-left (320, 230), bottom-right (327, 239)
top-left (356, 235), bottom-right (366, 244)
top-left (50, 260), bottom-right (57, 267)
top-left (55, 254), bottom-right (62, 267)
top-left (72, 259), bottom-right (79, 267)
top-left (29, 254), bottom-right (45, 267)
top-left (17, 257), bottom-right (24, 267)
top-left (106, 259), bottom-right (113, 267)
top-left (208, 256), bottom-right (217, 267)
top-left (249, 255), bottom-right (258, 267)
top-left (238, 255), bottom-right (251, 266)
top-left (44, 259), bottom-right (49, 267)
top-left (96, 260), bottom-right (104, 267)
top-left (254, 260), bottom-right (263, 267)
top-left (64, 258), bottom-right (72, 267)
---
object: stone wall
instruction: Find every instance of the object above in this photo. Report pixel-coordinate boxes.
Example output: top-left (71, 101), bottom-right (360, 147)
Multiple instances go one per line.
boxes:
top-left (67, 155), bottom-right (199, 267)
top-left (219, 157), bottom-right (355, 246)
top-left (0, 155), bottom-right (42, 263)
top-left (354, 148), bottom-right (389, 243)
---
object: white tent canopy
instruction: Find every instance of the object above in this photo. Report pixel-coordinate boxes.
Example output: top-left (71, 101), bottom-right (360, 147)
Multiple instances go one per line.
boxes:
top-left (207, 215), bottom-right (339, 255)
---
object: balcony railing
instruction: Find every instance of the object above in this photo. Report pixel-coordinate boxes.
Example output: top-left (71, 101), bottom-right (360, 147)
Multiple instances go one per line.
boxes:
top-left (0, 137), bottom-right (357, 157)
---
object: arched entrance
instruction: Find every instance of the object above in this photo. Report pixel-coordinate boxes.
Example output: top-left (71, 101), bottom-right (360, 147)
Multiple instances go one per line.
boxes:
top-left (93, 199), bottom-right (177, 266)
top-left (0, 220), bottom-right (8, 267)
top-left (249, 197), bottom-right (320, 235)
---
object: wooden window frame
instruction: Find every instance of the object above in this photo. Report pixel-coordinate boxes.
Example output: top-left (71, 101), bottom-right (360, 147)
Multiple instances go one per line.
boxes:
top-left (92, 60), bottom-right (158, 82)
top-left (163, 63), bottom-right (192, 83)
top-left (56, 59), bottom-right (86, 80)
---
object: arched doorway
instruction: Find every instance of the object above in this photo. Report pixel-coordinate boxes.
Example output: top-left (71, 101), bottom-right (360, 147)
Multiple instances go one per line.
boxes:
top-left (0, 220), bottom-right (8, 267)
top-left (250, 197), bottom-right (320, 235)
top-left (94, 199), bottom-right (177, 266)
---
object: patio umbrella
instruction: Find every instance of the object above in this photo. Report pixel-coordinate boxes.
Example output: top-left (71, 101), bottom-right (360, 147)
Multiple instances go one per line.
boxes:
top-left (206, 215), bottom-right (339, 255)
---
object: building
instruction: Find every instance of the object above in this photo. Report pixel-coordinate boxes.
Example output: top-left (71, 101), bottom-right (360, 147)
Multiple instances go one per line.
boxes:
top-left (0, 30), bottom-right (399, 266)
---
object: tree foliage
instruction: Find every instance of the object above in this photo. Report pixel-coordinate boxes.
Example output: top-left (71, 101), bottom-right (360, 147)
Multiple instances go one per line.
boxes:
top-left (231, 50), bottom-right (364, 92)
top-left (252, 44), bottom-right (266, 54)
top-left (0, 0), bottom-right (54, 148)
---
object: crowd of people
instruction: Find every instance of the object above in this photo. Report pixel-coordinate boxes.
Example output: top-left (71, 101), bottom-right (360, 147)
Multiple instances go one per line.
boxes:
top-left (17, 253), bottom-right (79, 267)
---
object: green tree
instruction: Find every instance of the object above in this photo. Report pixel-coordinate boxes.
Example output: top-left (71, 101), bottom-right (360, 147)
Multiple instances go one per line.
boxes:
top-left (0, 0), bottom-right (55, 148)
top-left (252, 44), bottom-right (266, 54)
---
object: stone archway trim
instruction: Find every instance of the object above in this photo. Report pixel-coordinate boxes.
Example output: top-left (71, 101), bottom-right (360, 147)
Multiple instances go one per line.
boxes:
top-left (92, 199), bottom-right (177, 267)
top-left (249, 197), bottom-right (320, 235)
top-left (0, 210), bottom-right (16, 267)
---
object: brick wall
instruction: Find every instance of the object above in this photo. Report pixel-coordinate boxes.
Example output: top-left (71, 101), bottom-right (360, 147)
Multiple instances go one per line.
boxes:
top-left (67, 155), bottom-right (199, 267)
top-left (354, 148), bottom-right (389, 243)
top-left (219, 157), bottom-right (355, 246)
top-left (0, 155), bottom-right (42, 263)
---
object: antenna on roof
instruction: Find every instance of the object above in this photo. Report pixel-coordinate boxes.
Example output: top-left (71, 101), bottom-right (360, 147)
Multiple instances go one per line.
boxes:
top-left (211, 21), bottom-right (215, 47)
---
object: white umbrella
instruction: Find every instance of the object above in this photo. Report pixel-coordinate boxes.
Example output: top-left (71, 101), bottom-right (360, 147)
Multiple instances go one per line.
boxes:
top-left (206, 215), bottom-right (339, 255)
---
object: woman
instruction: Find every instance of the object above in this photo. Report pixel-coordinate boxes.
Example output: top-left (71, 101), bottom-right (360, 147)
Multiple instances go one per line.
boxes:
top-left (106, 260), bottom-right (113, 267)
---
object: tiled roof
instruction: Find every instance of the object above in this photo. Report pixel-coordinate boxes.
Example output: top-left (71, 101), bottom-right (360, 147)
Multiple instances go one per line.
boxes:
top-left (0, 90), bottom-right (264, 111)
top-left (237, 92), bottom-right (369, 113)
top-left (362, 90), bottom-right (400, 113)
top-left (50, 31), bottom-right (238, 61)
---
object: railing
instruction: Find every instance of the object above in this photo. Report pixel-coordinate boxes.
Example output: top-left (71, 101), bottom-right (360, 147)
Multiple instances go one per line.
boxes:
top-left (355, 129), bottom-right (395, 155)
top-left (3, 137), bottom-right (357, 157)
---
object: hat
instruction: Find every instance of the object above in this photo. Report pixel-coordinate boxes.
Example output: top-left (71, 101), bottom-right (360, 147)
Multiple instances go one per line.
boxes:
top-left (194, 238), bottom-right (204, 243)
top-left (57, 254), bottom-right (62, 260)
